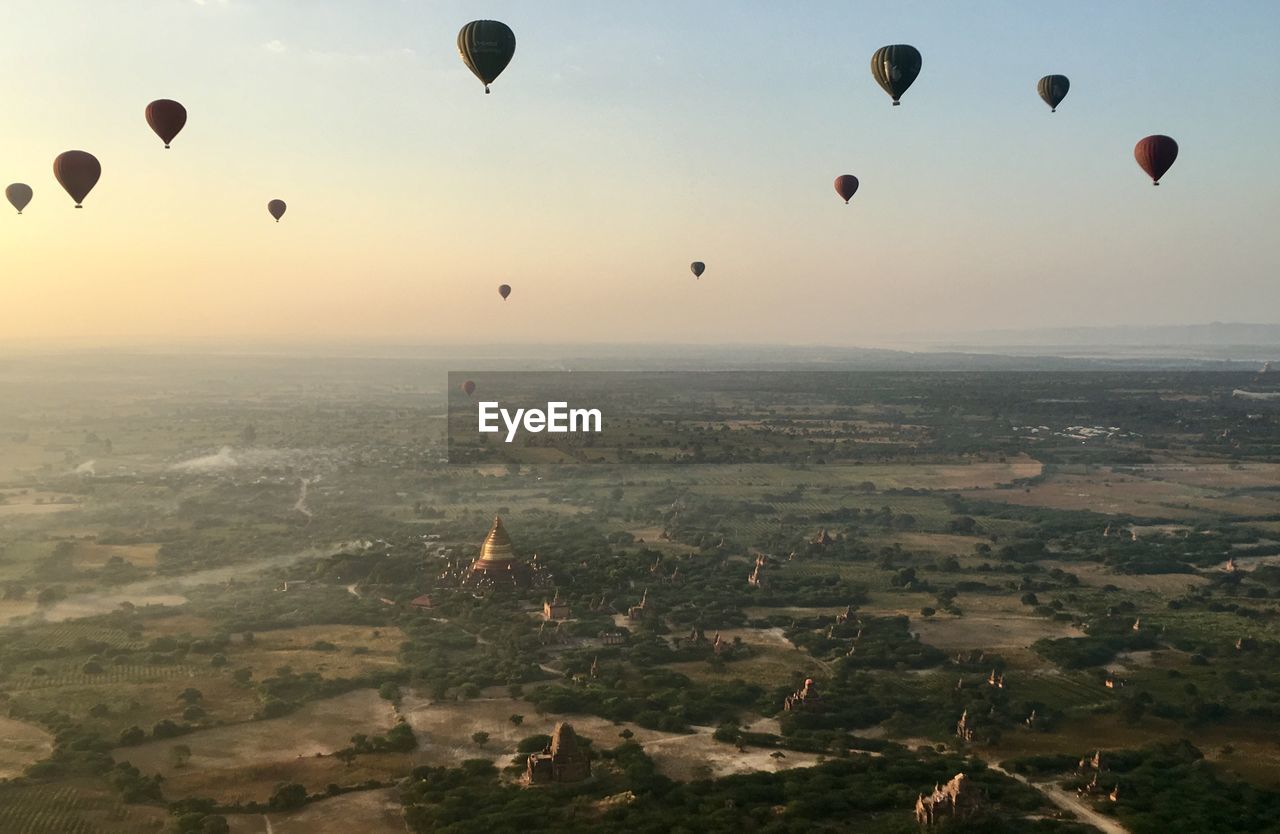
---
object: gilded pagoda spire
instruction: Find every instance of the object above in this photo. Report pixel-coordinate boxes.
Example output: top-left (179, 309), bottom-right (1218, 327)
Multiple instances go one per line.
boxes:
top-left (478, 516), bottom-right (516, 563)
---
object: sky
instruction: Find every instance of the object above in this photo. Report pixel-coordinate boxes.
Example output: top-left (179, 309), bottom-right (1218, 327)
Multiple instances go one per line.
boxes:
top-left (1, 0), bottom-right (1278, 349)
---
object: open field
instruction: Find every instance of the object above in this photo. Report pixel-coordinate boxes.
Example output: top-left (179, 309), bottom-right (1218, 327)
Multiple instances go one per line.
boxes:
top-left (226, 788), bottom-right (406, 834)
top-left (0, 781), bottom-right (167, 833)
top-left (0, 715), bottom-right (55, 778)
top-left (965, 469), bottom-right (1280, 519)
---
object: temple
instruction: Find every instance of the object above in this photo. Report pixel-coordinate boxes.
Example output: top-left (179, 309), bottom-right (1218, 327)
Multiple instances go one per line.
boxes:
top-left (783, 678), bottom-right (821, 711)
top-left (524, 722), bottom-right (591, 784)
top-left (915, 773), bottom-right (980, 825)
top-left (463, 516), bottom-right (532, 589)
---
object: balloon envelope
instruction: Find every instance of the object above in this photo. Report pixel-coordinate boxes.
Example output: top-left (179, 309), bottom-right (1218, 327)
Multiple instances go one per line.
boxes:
top-left (145, 99), bottom-right (187, 147)
top-left (1134, 135), bottom-right (1178, 185)
top-left (458, 20), bottom-right (516, 93)
top-left (461, 380), bottom-right (477, 396)
top-left (834, 175), bottom-right (859, 203)
top-left (1037, 75), bottom-right (1069, 112)
top-left (498, 284), bottom-right (512, 300)
top-left (6, 183), bottom-right (33, 214)
top-left (690, 262), bottom-right (705, 279)
top-left (53, 151), bottom-right (101, 207)
top-left (268, 199), bottom-right (287, 221)
top-left (871, 45), bottom-right (922, 105)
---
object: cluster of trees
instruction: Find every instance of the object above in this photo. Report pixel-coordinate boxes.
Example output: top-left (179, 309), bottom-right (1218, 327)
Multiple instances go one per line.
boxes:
top-left (400, 741), bottom-right (1080, 833)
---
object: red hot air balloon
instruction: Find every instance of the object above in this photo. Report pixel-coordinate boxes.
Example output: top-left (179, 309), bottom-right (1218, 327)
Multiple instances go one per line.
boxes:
top-left (6, 184), bottom-right (33, 214)
top-left (834, 175), bottom-right (859, 204)
top-left (461, 380), bottom-right (477, 396)
top-left (268, 199), bottom-right (286, 222)
top-left (145, 99), bottom-right (187, 148)
top-left (690, 262), bottom-right (705, 279)
top-left (498, 284), bottom-right (511, 300)
top-left (1134, 135), bottom-right (1178, 186)
top-left (53, 151), bottom-right (101, 207)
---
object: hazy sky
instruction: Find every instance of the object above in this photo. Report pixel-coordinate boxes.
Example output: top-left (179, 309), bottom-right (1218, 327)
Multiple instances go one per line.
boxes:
top-left (2, 1), bottom-right (1278, 348)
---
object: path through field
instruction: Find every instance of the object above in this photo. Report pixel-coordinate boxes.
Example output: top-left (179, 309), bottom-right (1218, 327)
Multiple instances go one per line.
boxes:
top-left (988, 763), bottom-right (1128, 834)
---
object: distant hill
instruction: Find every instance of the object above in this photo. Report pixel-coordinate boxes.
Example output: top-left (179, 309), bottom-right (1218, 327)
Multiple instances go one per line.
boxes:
top-left (926, 322), bottom-right (1280, 348)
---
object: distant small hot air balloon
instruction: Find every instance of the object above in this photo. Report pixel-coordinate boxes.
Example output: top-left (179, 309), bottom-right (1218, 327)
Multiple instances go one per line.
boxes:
top-left (871, 45), bottom-right (922, 105)
top-left (461, 380), bottom-right (477, 396)
top-left (498, 284), bottom-right (512, 300)
top-left (6, 183), bottom-right (33, 214)
top-left (690, 262), bottom-right (705, 279)
top-left (834, 175), bottom-right (859, 204)
top-left (145, 99), bottom-right (188, 148)
top-left (1037, 75), bottom-right (1070, 112)
top-left (1134, 135), bottom-right (1178, 185)
top-left (53, 151), bottom-right (101, 208)
top-left (458, 20), bottom-right (516, 93)
top-left (268, 199), bottom-right (286, 221)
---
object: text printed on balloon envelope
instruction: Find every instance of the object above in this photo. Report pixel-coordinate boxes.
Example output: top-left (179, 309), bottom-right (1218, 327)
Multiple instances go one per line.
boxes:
top-left (477, 402), bottom-right (603, 443)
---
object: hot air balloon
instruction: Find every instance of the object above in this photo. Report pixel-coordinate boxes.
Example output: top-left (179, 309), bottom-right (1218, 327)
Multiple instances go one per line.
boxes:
top-left (145, 99), bottom-right (187, 148)
top-left (834, 175), bottom-right (859, 204)
top-left (268, 199), bottom-right (286, 221)
top-left (458, 20), bottom-right (516, 93)
top-left (871, 45), bottom-right (922, 105)
top-left (1134, 135), bottom-right (1178, 185)
top-left (6, 184), bottom-right (33, 214)
top-left (498, 284), bottom-right (512, 300)
top-left (53, 151), bottom-right (101, 208)
top-left (461, 380), bottom-right (477, 396)
top-left (690, 262), bottom-right (705, 279)
top-left (1037, 75), bottom-right (1069, 112)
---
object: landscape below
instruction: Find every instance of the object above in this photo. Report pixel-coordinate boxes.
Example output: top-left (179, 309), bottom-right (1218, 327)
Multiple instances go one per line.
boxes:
top-left (0, 355), bottom-right (1279, 833)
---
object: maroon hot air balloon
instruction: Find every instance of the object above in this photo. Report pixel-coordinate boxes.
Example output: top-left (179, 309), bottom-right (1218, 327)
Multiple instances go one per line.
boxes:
top-left (1134, 135), bottom-right (1178, 186)
top-left (145, 99), bottom-right (188, 148)
top-left (267, 199), bottom-right (286, 222)
top-left (834, 175), bottom-right (859, 204)
top-left (498, 284), bottom-right (511, 300)
top-left (6, 183), bottom-right (33, 214)
top-left (53, 151), bottom-right (101, 207)
top-left (461, 380), bottom-right (477, 396)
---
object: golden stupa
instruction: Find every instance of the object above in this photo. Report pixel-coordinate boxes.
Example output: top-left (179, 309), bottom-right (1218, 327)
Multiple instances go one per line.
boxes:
top-left (467, 516), bottom-right (530, 586)
top-left (478, 516), bottom-right (516, 564)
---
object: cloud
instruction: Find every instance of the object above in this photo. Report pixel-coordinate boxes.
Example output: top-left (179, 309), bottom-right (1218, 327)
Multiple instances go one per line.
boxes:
top-left (262, 39), bottom-right (286, 53)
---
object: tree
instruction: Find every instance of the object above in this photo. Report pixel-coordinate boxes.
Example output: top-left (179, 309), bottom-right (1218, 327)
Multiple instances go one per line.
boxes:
top-left (268, 783), bottom-right (308, 811)
top-left (178, 688), bottom-right (203, 705)
top-left (119, 726), bottom-right (146, 746)
top-left (471, 731), bottom-right (490, 748)
top-left (509, 714), bottom-right (524, 727)
top-left (170, 744), bottom-right (192, 769)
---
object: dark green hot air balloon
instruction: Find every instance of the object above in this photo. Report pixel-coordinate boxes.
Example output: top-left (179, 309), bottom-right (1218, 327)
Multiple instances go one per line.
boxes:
top-left (1037, 75), bottom-right (1070, 112)
top-left (458, 20), bottom-right (516, 94)
top-left (871, 45), bottom-right (922, 106)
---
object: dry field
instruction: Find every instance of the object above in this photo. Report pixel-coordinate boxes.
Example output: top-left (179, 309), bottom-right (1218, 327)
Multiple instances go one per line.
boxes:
top-left (226, 788), bottom-right (406, 834)
top-left (0, 715), bottom-right (54, 779)
top-left (70, 541), bottom-right (161, 569)
top-left (399, 694), bottom-right (824, 782)
top-left (964, 469), bottom-right (1280, 519)
top-left (1039, 560), bottom-right (1209, 593)
top-left (120, 689), bottom-right (398, 783)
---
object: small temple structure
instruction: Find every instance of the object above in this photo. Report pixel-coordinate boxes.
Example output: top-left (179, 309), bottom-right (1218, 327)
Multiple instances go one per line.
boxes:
top-left (524, 722), bottom-right (591, 784)
top-left (783, 678), bottom-right (821, 711)
top-left (463, 516), bottom-right (532, 590)
top-left (914, 773), bottom-right (980, 825)
top-left (543, 590), bottom-right (570, 621)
